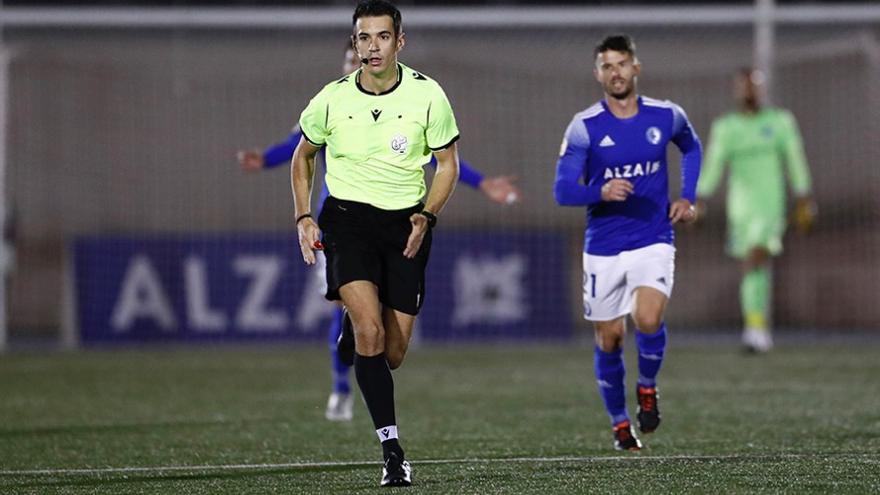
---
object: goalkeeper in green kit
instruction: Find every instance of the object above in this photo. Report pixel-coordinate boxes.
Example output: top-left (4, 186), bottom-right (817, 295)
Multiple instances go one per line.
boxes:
top-left (696, 68), bottom-right (816, 353)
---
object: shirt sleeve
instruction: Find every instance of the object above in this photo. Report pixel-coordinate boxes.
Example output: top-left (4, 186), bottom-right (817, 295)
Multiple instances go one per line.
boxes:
top-left (779, 110), bottom-right (812, 196)
top-left (670, 103), bottom-right (702, 202)
top-left (298, 88), bottom-right (330, 147)
top-left (262, 125), bottom-right (302, 169)
top-left (696, 118), bottom-right (728, 198)
top-left (554, 115), bottom-right (602, 206)
top-left (426, 84), bottom-right (460, 151)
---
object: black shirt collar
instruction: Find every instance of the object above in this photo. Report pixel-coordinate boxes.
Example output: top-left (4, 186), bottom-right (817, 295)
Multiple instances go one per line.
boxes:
top-left (356, 64), bottom-right (403, 96)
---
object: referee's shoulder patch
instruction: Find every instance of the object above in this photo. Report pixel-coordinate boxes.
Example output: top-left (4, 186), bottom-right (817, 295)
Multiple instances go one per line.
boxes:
top-left (411, 71), bottom-right (427, 81)
top-left (336, 76), bottom-right (349, 84)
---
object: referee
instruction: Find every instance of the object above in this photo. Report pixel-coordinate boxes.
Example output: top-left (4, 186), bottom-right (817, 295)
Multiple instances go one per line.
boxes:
top-left (291, 0), bottom-right (459, 487)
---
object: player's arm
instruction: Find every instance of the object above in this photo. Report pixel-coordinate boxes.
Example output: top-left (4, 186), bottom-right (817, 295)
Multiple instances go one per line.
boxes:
top-left (292, 136), bottom-right (322, 265)
top-left (237, 125), bottom-right (303, 172)
top-left (554, 117), bottom-right (628, 205)
top-left (669, 104), bottom-right (703, 224)
top-left (427, 156), bottom-right (521, 205)
top-left (780, 111), bottom-right (816, 233)
top-left (694, 119), bottom-right (728, 219)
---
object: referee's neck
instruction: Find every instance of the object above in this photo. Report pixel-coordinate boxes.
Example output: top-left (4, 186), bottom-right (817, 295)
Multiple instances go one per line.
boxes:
top-left (358, 64), bottom-right (400, 95)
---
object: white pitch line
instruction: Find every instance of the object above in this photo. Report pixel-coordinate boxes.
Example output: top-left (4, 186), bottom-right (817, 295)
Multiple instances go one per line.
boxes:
top-left (0, 453), bottom-right (837, 477)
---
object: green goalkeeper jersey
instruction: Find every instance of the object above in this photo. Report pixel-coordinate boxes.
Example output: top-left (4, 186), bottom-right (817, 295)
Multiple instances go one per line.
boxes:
top-left (697, 107), bottom-right (811, 224)
top-left (299, 63), bottom-right (459, 211)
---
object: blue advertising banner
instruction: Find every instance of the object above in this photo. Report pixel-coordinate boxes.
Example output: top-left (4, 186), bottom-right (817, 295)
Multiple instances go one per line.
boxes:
top-left (420, 231), bottom-right (571, 342)
top-left (73, 231), bottom-right (571, 345)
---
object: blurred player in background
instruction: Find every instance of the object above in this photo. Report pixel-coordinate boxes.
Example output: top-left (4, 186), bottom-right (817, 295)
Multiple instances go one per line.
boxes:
top-left (696, 68), bottom-right (815, 353)
top-left (554, 34), bottom-right (701, 451)
top-left (292, 0), bottom-right (462, 486)
top-left (237, 44), bottom-right (520, 424)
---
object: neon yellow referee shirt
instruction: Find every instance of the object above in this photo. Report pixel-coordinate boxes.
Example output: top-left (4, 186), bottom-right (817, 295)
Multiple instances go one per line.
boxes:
top-left (299, 63), bottom-right (460, 211)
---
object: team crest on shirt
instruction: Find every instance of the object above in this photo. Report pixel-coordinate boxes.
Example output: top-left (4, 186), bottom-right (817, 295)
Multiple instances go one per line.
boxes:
top-left (391, 135), bottom-right (408, 154)
top-left (645, 126), bottom-right (662, 145)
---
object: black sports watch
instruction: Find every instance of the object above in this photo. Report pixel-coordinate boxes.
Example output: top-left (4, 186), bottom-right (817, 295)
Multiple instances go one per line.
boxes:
top-left (419, 210), bottom-right (437, 229)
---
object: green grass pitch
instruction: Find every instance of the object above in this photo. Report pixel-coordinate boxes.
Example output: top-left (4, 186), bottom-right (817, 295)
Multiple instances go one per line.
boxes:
top-left (0, 342), bottom-right (878, 494)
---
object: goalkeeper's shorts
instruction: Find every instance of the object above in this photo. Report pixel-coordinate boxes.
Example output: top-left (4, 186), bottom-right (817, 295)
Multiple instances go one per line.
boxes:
top-left (726, 215), bottom-right (785, 259)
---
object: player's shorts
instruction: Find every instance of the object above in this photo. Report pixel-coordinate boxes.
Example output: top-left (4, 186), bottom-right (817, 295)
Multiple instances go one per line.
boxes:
top-left (582, 243), bottom-right (675, 321)
top-left (727, 216), bottom-right (784, 259)
top-left (318, 196), bottom-right (431, 316)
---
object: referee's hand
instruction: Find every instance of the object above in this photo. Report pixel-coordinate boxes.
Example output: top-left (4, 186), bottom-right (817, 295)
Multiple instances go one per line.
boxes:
top-left (297, 217), bottom-right (322, 265)
top-left (404, 213), bottom-right (429, 259)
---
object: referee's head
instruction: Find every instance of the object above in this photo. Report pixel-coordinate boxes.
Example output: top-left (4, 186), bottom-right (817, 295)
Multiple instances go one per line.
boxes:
top-left (353, 1), bottom-right (403, 38)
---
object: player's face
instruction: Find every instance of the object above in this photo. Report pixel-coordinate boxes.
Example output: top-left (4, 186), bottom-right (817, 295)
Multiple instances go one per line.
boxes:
top-left (734, 71), bottom-right (763, 109)
top-left (342, 48), bottom-right (359, 74)
top-left (594, 50), bottom-right (640, 100)
top-left (353, 15), bottom-right (404, 76)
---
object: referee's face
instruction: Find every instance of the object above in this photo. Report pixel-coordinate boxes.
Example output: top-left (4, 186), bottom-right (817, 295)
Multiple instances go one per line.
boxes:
top-left (353, 15), bottom-right (404, 76)
top-left (594, 50), bottom-right (640, 100)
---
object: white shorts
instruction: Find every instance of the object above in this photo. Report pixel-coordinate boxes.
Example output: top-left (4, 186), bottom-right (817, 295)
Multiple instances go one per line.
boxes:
top-left (582, 243), bottom-right (676, 321)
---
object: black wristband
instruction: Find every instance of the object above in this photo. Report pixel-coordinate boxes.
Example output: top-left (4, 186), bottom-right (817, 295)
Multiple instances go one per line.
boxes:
top-left (419, 210), bottom-right (437, 229)
top-left (295, 213), bottom-right (312, 225)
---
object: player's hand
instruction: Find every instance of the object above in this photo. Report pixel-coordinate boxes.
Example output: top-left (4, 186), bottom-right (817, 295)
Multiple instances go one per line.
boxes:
top-left (479, 175), bottom-right (522, 205)
top-left (669, 198), bottom-right (697, 225)
top-left (791, 196), bottom-right (817, 234)
top-left (689, 199), bottom-right (708, 228)
top-left (601, 179), bottom-right (634, 202)
top-left (296, 217), bottom-right (322, 265)
top-left (404, 213), bottom-right (429, 259)
top-left (237, 149), bottom-right (265, 172)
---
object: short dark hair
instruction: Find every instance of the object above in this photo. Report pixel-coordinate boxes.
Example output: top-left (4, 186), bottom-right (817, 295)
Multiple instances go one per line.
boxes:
top-left (594, 34), bottom-right (637, 60)
top-left (353, 0), bottom-right (402, 36)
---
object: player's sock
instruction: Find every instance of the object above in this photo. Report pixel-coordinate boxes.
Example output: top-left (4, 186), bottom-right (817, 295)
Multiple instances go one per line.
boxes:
top-left (741, 267), bottom-right (770, 331)
top-left (635, 323), bottom-right (667, 387)
top-left (328, 308), bottom-right (351, 394)
top-left (354, 352), bottom-right (404, 460)
top-left (594, 347), bottom-right (628, 425)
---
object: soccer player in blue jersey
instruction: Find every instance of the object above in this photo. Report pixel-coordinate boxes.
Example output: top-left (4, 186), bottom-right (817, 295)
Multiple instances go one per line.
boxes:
top-left (237, 45), bottom-right (521, 425)
top-left (554, 34), bottom-right (701, 451)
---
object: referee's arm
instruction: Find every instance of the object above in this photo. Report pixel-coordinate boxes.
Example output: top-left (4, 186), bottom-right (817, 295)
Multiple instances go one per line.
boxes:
top-left (424, 144), bottom-right (459, 216)
top-left (291, 136), bottom-right (322, 265)
top-left (403, 143), bottom-right (459, 258)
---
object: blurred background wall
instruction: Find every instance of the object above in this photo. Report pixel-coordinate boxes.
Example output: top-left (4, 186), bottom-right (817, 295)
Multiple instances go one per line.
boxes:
top-left (2, 2), bottom-right (879, 341)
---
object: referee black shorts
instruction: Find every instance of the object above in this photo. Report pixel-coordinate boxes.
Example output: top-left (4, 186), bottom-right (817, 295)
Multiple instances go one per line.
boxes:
top-left (318, 196), bottom-right (432, 316)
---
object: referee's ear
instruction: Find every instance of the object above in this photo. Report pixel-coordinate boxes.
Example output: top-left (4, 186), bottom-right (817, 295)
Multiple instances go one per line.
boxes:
top-left (396, 32), bottom-right (406, 53)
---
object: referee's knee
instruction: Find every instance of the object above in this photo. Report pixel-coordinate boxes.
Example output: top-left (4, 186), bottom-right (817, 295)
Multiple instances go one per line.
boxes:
top-left (354, 321), bottom-right (385, 356)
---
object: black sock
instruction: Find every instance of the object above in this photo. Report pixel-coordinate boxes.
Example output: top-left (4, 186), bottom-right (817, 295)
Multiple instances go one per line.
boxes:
top-left (354, 353), bottom-right (404, 460)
